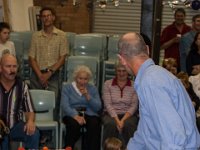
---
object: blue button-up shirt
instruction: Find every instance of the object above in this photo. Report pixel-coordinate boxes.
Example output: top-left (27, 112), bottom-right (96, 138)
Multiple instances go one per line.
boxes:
top-left (127, 59), bottom-right (200, 150)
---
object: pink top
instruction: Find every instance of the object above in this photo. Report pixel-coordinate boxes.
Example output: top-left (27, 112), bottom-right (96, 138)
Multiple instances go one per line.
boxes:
top-left (102, 77), bottom-right (138, 117)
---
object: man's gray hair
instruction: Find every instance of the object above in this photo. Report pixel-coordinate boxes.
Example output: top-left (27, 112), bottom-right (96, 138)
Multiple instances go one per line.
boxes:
top-left (118, 32), bottom-right (148, 60)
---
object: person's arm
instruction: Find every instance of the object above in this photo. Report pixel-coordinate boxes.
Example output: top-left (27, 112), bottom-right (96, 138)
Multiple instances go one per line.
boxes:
top-left (102, 80), bottom-right (118, 118)
top-left (29, 56), bottom-right (42, 78)
top-left (86, 85), bottom-right (102, 112)
top-left (126, 87), bottom-right (138, 116)
top-left (22, 83), bottom-right (36, 135)
top-left (24, 112), bottom-right (36, 135)
top-left (49, 34), bottom-right (69, 72)
top-left (160, 28), bottom-right (180, 50)
top-left (160, 36), bottom-right (180, 50)
top-left (179, 36), bottom-right (189, 72)
top-left (142, 81), bottom-right (192, 149)
top-left (50, 55), bottom-right (67, 72)
top-left (60, 84), bottom-right (79, 117)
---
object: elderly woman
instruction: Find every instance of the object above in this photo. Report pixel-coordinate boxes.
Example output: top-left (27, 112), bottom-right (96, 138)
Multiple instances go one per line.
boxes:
top-left (61, 65), bottom-right (102, 150)
top-left (102, 61), bottom-right (139, 147)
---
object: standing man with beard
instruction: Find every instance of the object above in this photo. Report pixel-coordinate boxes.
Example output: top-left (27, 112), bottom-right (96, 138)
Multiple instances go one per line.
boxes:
top-left (0, 54), bottom-right (39, 150)
top-left (118, 32), bottom-right (200, 150)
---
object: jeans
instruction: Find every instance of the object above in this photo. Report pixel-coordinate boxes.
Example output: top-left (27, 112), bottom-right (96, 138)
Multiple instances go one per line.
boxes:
top-left (0, 121), bottom-right (40, 150)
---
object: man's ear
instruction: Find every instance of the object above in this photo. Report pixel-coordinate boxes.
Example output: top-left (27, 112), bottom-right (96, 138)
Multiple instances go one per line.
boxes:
top-left (146, 45), bottom-right (150, 56)
top-left (117, 54), bottom-right (127, 66)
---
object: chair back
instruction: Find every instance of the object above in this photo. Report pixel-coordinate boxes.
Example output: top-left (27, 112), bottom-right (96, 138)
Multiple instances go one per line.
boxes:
top-left (66, 32), bottom-right (76, 55)
top-left (107, 35), bottom-right (120, 60)
top-left (73, 34), bottom-right (103, 59)
top-left (64, 56), bottom-right (99, 88)
top-left (29, 89), bottom-right (55, 121)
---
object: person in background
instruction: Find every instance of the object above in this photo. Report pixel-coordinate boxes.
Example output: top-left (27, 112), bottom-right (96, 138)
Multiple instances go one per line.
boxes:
top-left (29, 7), bottom-right (68, 101)
top-left (179, 14), bottom-right (200, 72)
top-left (28, 7), bottom-right (68, 145)
top-left (176, 71), bottom-right (200, 132)
top-left (0, 54), bottom-right (39, 150)
top-left (186, 32), bottom-right (200, 76)
top-left (160, 8), bottom-right (191, 70)
top-left (118, 32), bottom-right (200, 149)
top-left (61, 65), bottom-right (102, 150)
top-left (104, 137), bottom-right (123, 150)
top-left (162, 57), bottom-right (178, 75)
top-left (176, 72), bottom-right (200, 111)
top-left (0, 22), bottom-right (15, 58)
top-left (140, 33), bottom-right (152, 57)
top-left (102, 61), bottom-right (138, 147)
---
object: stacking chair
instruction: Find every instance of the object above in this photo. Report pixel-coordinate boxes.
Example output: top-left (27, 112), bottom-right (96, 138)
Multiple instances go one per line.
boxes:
top-left (59, 82), bottom-right (67, 148)
top-left (73, 34), bottom-right (103, 60)
top-left (29, 89), bottom-right (58, 149)
top-left (10, 32), bottom-right (22, 41)
top-left (64, 56), bottom-right (100, 89)
top-left (80, 33), bottom-right (108, 60)
top-left (19, 31), bottom-right (33, 80)
top-left (66, 32), bottom-right (76, 55)
top-left (107, 35), bottom-right (120, 61)
top-left (101, 35), bottom-right (120, 90)
top-left (12, 39), bottom-right (24, 78)
top-left (10, 31), bottom-right (33, 80)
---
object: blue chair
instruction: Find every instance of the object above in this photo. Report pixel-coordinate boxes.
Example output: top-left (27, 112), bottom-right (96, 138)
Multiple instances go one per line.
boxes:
top-left (80, 33), bottom-right (108, 60)
top-left (64, 56), bottom-right (100, 89)
top-left (29, 89), bottom-right (59, 149)
top-left (66, 32), bottom-right (76, 55)
top-left (12, 39), bottom-right (25, 78)
top-left (107, 35), bottom-right (120, 60)
top-left (73, 34), bottom-right (103, 60)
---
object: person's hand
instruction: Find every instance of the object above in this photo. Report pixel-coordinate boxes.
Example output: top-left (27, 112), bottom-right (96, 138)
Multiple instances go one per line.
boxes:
top-left (172, 36), bottom-right (181, 43)
top-left (115, 119), bottom-right (123, 133)
top-left (24, 121), bottom-right (36, 135)
top-left (73, 115), bottom-right (86, 125)
top-left (79, 88), bottom-right (90, 100)
top-left (192, 65), bottom-right (200, 75)
top-left (38, 72), bottom-right (52, 88)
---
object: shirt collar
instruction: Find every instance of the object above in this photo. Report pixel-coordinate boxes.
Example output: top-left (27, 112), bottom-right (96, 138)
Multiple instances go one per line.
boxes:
top-left (134, 58), bottom-right (155, 89)
top-left (40, 26), bottom-right (58, 37)
top-left (111, 77), bottom-right (132, 86)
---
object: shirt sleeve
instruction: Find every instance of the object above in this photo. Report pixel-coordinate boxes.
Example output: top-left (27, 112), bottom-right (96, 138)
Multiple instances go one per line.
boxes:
top-left (102, 80), bottom-right (118, 117)
top-left (127, 87), bottom-right (138, 115)
top-left (59, 33), bottom-right (69, 57)
top-left (28, 32), bottom-right (37, 58)
top-left (179, 36), bottom-right (189, 72)
top-left (140, 82), bottom-right (189, 149)
top-left (22, 83), bottom-right (34, 112)
top-left (60, 84), bottom-right (78, 117)
top-left (87, 85), bottom-right (102, 113)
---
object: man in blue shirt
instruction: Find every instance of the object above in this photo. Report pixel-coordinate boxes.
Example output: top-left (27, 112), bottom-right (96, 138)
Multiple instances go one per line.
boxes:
top-left (179, 14), bottom-right (200, 72)
top-left (118, 32), bottom-right (200, 150)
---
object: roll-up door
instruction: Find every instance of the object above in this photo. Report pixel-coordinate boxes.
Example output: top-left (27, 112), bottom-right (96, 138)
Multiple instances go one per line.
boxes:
top-left (93, 0), bottom-right (142, 35)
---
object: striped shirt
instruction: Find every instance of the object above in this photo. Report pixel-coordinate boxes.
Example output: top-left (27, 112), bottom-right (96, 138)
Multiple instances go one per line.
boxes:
top-left (102, 77), bottom-right (138, 118)
top-left (0, 78), bottom-right (34, 128)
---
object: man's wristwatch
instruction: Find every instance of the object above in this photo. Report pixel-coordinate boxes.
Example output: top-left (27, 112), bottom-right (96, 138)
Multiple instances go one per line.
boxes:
top-left (47, 68), bottom-right (55, 74)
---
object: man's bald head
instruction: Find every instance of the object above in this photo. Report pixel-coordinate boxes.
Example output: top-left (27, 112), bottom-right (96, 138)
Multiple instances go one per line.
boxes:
top-left (1, 54), bottom-right (17, 66)
top-left (118, 32), bottom-right (149, 60)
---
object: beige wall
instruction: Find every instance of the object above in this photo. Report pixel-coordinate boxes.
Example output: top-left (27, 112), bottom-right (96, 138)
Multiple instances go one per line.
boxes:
top-left (9, 0), bottom-right (33, 31)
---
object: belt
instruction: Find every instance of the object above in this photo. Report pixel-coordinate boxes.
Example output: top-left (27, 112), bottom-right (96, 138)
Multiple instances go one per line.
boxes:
top-left (40, 68), bottom-right (58, 74)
